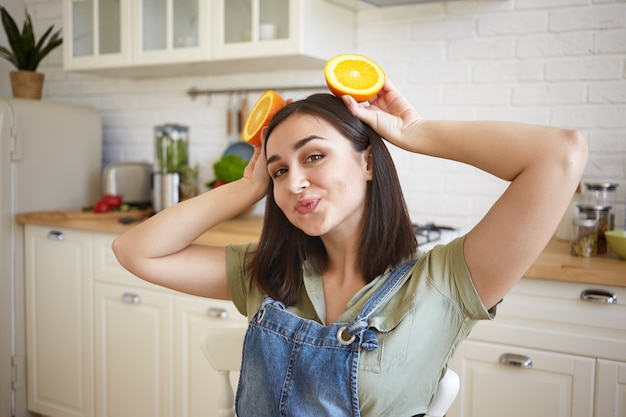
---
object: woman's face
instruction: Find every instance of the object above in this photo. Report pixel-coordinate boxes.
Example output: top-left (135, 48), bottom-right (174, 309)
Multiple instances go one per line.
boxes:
top-left (265, 113), bottom-right (373, 238)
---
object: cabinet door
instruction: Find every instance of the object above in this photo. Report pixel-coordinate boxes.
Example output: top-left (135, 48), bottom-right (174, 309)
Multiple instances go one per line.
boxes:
top-left (24, 226), bottom-right (93, 417)
top-left (448, 340), bottom-right (595, 417)
top-left (596, 359), bottom-right (626, 417)
top-left (133, 0), bottom-right (209, 65)
top-left (213, 0), bottom-right (291, 59)
top-left (94, 283), bottom-right (173, 417)
top-left (212, 0), bottom-right (353, 62)
top-left (174, 296), bottom-right (247, 417)
top-left (63, 0), bottom-right (131, 69)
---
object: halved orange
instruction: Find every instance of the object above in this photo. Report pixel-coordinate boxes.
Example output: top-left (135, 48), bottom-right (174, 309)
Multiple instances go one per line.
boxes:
top-left (324, 54), bottom-right (386, 103)
top-left (242, 90), bottom-right (285, 146)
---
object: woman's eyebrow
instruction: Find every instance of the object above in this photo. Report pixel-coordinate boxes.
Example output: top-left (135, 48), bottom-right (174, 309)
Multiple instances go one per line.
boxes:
top-left (266, 135), bottom-right (326, 166)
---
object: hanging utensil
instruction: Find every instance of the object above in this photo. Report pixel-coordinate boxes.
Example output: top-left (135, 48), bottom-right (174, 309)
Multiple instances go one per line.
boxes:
top-left (226, 93), bottom-right (234, 137)
top-left (238, 95), bottom-right (248, 138)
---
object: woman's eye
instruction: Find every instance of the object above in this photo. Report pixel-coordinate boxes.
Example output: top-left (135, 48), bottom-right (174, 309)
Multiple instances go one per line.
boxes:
top-left (272, 168), bottom-right (287, 178)
top-left (305, 154), bottom-right (324, 163)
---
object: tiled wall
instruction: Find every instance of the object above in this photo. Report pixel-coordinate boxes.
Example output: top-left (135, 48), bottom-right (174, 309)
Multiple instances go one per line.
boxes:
top-left (26, 0), bottom-right (626, 228)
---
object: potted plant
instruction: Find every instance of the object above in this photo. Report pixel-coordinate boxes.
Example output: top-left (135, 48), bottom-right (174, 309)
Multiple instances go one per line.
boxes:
top-left (0, 6), bottom-right (62, 99)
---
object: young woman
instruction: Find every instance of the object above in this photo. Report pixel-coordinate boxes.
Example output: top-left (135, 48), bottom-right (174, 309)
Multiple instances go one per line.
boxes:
top-left (113, 79), bottom-right (587, 416)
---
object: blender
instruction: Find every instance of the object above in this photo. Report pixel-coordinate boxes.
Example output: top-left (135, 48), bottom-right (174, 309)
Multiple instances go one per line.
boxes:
top-left (152, 124), bottom-right (189, 212)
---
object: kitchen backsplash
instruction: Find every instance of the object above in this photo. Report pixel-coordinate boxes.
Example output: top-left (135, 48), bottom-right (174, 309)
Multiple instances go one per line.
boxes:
top-left (17, 0), bottom-right (626, 228)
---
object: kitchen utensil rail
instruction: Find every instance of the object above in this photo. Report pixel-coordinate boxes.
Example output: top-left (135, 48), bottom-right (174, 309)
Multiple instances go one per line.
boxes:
top-left (187, 84), bottom-right (327, 100)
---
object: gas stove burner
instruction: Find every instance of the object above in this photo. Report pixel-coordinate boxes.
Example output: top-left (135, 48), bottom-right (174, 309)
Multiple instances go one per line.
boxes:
top-left (412, 223), bottom-right (457, 246)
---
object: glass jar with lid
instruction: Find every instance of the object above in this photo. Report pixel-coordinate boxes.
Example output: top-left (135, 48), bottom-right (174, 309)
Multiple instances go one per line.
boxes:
top-left (570, 217), bottom-right (598, 257)
top-left (576, 205), bottom-right (612, 254)
top-left (584, 183), bottom-right (618, 206)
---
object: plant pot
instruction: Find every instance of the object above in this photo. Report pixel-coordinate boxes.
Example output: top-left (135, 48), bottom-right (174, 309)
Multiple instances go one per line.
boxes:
top-left (10, 70), bottom-right (44, 99)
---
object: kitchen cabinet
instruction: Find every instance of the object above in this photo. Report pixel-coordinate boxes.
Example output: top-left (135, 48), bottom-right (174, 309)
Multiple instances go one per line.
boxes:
top-left (174, 296), bottom-right (247, 417)
top-left (596, 360), bottom-right (626, 417)
top-left (94, 283), bottom-right (173, 417)
top-left (213, 0), bottom-right (354, 63)
top-left (63, 0), bottom-right (132, 70)
top-left (24, 225), bottom-right (248, 417)
top-left (449, 341), bottom-right (595, 417)
top-left (448, 278), bottom-right (626, 417)
top-left (24, 225), bottom-right (94, 417)
top-left (63, 0), bottom-right (354, 76)
top-left (63, 0), bottom-right (208, 71)
top-left (133, 0), bottom-right (210, 66)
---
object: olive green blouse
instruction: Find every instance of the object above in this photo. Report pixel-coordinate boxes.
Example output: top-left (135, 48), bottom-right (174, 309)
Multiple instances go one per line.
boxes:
top-left (226, 236), bottom-right (495, 417)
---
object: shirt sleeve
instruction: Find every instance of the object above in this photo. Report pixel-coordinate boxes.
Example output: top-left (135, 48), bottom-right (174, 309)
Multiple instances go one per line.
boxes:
top-left (225, 243), bottom-right (257, 317)
top-left (427, 236), bottom-right (496, 320)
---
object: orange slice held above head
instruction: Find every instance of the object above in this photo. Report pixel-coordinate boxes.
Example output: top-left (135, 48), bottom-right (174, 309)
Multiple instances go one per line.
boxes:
top-left (324, 54), bottom-right (386, 103)
top-left (242, 90), bottom-right (286, 146)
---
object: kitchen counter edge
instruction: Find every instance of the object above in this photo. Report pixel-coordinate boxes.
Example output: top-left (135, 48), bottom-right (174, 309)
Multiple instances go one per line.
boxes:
top-left (16, 211), bottom-right (625, 288)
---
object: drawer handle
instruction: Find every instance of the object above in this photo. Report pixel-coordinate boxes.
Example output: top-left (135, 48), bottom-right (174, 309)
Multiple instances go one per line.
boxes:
top-left (121, 293), bottom-right (141, 304)
top-left (47, 230), bottom-right (64, 240)
top-left (499, 353), bottom-right (533, 369)
top-left (207, 307), bottom-right (229, 319)
top-left (580, 289), bottom-right (617, 304)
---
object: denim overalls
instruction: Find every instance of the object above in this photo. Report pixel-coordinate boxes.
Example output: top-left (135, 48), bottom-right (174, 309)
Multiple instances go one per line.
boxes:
top-left (235, 260), bottom-right (417, 417)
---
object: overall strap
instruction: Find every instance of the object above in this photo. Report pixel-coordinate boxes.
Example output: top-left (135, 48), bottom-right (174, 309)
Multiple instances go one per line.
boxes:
top-left (344, 259), bottom-right (417, 349)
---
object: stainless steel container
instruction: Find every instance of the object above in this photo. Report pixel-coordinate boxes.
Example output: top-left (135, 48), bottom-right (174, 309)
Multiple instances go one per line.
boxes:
top-left (152, 173), bottom-right (180, 212)
top-left (152, 124), bottom-right (189, 212)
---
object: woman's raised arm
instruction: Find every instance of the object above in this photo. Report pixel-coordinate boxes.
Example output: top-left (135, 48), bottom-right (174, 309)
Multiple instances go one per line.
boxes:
top-left (112, 146), bottom-right (268, 299)
top-left (344, 80), bottom-right (588, 309)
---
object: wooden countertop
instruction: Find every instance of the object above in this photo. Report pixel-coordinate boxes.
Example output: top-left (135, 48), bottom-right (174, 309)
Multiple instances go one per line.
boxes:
top-left (16, 210), bottom-right (625, 288)
top-left (15, 209), bottom-right (263, 246)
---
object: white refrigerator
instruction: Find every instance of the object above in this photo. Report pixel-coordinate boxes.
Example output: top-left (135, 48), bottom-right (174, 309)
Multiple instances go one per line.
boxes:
top-left (0, 97), bottom-right (102, 417)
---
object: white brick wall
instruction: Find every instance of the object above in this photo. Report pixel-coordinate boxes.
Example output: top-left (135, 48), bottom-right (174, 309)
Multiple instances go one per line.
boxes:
top-left (22, 0), bottom-right (626, 229)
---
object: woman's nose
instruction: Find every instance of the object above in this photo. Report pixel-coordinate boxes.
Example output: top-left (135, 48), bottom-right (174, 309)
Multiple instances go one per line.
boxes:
top-left (288, 168), bottom-right (309, 194)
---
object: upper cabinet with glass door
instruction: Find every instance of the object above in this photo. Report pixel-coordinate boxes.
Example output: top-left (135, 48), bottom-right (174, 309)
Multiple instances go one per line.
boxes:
top-left (63, 0), bottom-right (131, 70)
top-left (63, 0), bottom-right (354, 76)
top-left (213, 0), bottom-right (354, 68)
top-left (133, 0), bottom-right (209, 66)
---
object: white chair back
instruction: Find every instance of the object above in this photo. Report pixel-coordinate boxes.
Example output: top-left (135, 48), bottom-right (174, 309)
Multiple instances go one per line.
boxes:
top-left (200, 327), bottom-right (459, 417)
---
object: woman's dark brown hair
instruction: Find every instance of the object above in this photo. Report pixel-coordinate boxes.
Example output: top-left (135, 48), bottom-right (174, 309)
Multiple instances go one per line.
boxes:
top-left (248, 93), bottom-right (416, 306)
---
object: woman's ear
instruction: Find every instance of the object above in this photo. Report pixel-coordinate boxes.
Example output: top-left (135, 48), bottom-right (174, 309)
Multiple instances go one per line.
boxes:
top-left (365, 146), bottom-right (374, 180)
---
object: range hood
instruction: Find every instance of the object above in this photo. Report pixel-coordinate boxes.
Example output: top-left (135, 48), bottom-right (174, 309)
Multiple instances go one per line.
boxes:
top-left (327, 0), bottom-right (462, 9)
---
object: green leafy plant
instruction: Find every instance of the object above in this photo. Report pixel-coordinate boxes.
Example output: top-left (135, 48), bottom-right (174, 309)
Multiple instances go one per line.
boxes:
top-left (206, 154), bottom-right (248, 188)
top-left (0, 6), bottom-right (63, 71)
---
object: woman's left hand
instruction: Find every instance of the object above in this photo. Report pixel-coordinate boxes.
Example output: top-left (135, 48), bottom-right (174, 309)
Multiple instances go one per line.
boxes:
top-left (341, 79), bottom-right (424, 152)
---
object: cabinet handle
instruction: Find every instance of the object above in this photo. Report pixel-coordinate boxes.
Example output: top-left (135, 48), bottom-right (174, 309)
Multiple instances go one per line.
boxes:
top-left (47, 230), bottom-right (64, 240)
top-left (499, 353), bottom-right (533, 369)
top-left (207, 307), bottom-right (229, 319)
top-left (121, 293), bottom-right (141, 304)
top-left (580, 289), bottom-right (617, 304)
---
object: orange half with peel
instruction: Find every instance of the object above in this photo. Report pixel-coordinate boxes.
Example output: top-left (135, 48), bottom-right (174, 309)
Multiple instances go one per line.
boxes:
top-left (324, 54), bottom-right (385, 103)
top-left (242, 90), bottom-right (285, 146)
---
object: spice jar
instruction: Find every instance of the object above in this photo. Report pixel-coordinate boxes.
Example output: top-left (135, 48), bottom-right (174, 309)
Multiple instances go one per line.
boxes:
top-left (576, 205), bottom-right (612, 254)
top-left (571, 218), bottom-right (598, 257)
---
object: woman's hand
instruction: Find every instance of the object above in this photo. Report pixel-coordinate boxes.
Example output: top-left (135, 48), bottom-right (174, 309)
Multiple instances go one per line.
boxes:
top-left (240, 127), bottom-right (270, 202)
top-left (341, 79), bottom-right (424, 151)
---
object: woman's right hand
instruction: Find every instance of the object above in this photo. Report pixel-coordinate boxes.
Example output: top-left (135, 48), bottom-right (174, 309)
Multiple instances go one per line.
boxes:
top-left (240, 127), bottom-right (270, 202)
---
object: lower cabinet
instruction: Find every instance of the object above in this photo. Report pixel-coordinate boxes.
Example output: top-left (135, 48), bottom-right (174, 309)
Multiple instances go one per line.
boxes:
top-left (25, 225), bottom-right (626, 417)
top-left (448, 341), bottom-right (595, 417)
top-left (174, 296), bottom-right (246, 417)
top-left (25, 225), bottom-right (247, 417)
top-left (447, 278), bottom-right (626, 417)
top-left (94, 283), bottom-right (174, 417)
top-left (24, 226), bottom-right (94, 417)
top-left (595, 360), bottom-right (626, 417)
